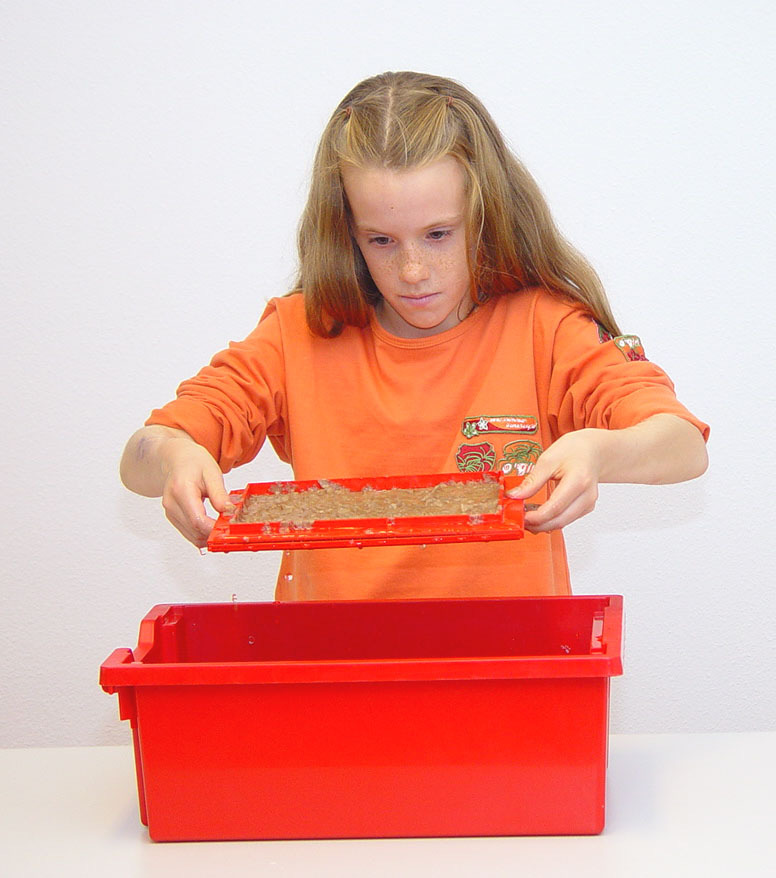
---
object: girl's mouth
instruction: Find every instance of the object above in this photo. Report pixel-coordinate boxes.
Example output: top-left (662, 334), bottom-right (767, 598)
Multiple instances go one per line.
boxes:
top-left (401, 293), bottom-right (439, 306)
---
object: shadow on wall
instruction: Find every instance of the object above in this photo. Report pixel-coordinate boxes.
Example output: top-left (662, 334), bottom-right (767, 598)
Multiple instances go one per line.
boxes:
top-left (591, 478), bottom-right (710, 534)
top-left (557, 477), bottom-right (711, 584)
top-left (116, 489), bottom-right (282, 604)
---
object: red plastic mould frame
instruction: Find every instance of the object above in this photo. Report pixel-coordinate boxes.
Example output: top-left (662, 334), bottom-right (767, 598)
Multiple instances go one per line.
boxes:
top-left (207, 471), bottom-right (524, 552)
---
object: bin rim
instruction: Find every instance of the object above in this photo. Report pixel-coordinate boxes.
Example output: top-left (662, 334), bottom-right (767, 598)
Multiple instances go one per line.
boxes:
top-left (100, 595), bottom-right (623, 689)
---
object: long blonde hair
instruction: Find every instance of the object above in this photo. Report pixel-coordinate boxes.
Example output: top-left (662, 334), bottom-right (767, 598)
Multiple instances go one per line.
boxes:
top-left (296, 71), bottom-right (620, 337)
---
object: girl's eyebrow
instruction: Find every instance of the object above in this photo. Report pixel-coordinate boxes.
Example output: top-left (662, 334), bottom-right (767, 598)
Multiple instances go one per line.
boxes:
top-left (355, 215), bottom-right (463, 233)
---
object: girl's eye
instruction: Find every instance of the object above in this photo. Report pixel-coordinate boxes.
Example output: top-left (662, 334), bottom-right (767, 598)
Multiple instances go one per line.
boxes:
top-left (368, 236), bottom-right (392, 246)
top-left (428, 229), bottom-right (451, 241)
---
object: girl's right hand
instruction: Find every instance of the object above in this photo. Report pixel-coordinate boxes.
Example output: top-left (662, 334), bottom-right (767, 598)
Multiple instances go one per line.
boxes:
top-left (160, 438), bottom-right (235, 548)
top-left (120, 425), bottom-right (235, 548)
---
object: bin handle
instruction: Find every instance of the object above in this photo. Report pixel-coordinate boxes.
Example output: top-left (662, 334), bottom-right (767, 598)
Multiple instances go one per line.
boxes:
top-left (99, 648), bottom-right (134, 694)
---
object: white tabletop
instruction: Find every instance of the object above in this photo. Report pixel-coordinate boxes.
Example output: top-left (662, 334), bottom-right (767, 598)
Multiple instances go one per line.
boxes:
top-left (2, 733), bottom-right (774, 877)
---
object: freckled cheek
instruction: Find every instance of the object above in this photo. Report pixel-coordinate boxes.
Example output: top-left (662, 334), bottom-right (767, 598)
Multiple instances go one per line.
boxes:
top-left (373, 253), bottom-right (398, 281)
top-left (435, 253), bottom-right (469, 286)
top-left (361, 251), bottom-right (389, 274)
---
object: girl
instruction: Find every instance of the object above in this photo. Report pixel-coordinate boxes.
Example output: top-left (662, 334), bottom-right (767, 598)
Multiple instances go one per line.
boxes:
top-left (120, 71), bottom-right (708, 600)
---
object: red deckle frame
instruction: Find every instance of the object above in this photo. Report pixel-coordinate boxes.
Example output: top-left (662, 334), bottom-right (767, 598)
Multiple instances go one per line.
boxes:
top-left (207, 472), bottom-right (524, 552)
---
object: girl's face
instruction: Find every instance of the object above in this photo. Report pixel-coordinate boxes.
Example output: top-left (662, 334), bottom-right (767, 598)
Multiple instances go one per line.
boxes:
top-left (343, 156), bottom-right (473, 338)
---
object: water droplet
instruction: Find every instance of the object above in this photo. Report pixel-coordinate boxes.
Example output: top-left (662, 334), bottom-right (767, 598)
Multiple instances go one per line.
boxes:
top-left (247, 635), bottom-right (255, 645)
top-left (421, 544), bottom-right (426, 550)
top-left (284, 573), bottom-right (294, 582)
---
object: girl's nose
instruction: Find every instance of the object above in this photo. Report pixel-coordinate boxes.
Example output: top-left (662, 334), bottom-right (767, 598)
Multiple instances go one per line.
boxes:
top-left (398, 248), bottom-right (430, 284)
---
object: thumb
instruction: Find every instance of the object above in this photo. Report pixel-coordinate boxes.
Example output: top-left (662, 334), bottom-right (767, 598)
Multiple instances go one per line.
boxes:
top-left (203, 471), bottom-right (235, 515)
top-left (506, 462), bottom-right (551, 500)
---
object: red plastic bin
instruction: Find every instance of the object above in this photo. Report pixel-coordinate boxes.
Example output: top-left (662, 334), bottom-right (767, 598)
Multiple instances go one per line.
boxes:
top-left (100, 596), bottom-right (623, 841)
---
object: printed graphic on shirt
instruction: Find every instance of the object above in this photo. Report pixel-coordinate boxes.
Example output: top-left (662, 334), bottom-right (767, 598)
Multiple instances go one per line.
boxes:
top-left (613, 335), bottom-right (647, 362)
top-left (455, 439), bottom-right (544, 475)
top-left (455, 441), bottom-right (497, 472)
top-left (496, 440), bottom-right (543, 477)
top-left (461, 415), bottom-right (538, 439)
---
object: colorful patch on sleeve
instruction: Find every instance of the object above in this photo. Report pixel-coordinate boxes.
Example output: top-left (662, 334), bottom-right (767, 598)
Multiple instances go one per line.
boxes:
top-left (496, 440), bottom-right (543, 476)
top-left (455, 441), bottom-right (496, 472)
top-left (461, 415), bottom-right (538, 439)
top-left (613, 335), bottom-right (647, 362)
top-left (595, 320), bottom-right (613, 344)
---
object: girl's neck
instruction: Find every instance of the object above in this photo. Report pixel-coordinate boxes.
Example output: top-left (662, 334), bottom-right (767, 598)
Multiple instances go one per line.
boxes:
top-left (374, 295), bottom-right (479, 340)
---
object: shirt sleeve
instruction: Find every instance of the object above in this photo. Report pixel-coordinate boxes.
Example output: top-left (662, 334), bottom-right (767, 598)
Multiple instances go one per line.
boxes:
top-left (545, 306), bottom-right (710, 441)
top-left (145, 301), bottom-right (289, 472)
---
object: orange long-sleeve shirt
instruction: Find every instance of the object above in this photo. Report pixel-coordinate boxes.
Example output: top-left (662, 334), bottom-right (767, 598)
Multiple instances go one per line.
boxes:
top-left (147, 288), bottom-right (708, 600)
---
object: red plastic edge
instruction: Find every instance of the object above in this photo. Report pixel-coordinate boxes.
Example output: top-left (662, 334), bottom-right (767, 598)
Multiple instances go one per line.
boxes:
top-left (99, 596), bottom-right (624, 689)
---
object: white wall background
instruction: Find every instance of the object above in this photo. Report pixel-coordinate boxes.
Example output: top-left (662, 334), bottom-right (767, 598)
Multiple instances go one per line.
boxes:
top-left (1, 0), bottom-right (773, 747)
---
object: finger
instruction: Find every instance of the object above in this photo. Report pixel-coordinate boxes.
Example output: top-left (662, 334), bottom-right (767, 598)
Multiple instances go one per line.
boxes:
top-left (529, 464), bottom-right (597, 521)
top-left (164, 505), bottom-right (213, 548)
top-left (525, 477), bottom-right (582, 526)
top-left (163, 496), bottom-right (215, 545)
top-left (524, 485), bottom-right (598, 533)
top-left (163, 483), bottom-right (214, 545)
top-left (177, 490), bottom-right (213, 535)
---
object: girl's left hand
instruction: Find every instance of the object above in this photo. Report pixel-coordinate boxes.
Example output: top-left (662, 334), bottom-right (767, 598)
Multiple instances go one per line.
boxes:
top-left (506, 429), bottom-right (606, 533)
top-left (505, 415), bottom-right (708, 533)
